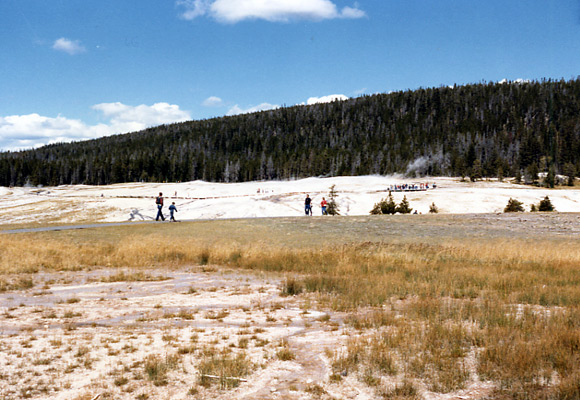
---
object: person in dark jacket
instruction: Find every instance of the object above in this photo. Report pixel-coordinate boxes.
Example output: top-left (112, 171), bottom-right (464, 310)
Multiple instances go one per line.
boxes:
top-left (169, 202), bottom-right (177, 222)
top-left (305, 194), bottom-right (312, 216)
top-left (155, 192), bottom-right (165, 221)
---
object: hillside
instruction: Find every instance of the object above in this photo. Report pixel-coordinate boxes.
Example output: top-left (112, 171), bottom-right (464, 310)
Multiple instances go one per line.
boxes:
top-left (1, 79), bottom-right (579, 186)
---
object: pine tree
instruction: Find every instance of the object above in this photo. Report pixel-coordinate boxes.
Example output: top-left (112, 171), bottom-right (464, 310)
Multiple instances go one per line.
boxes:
top-left (538, 196), bottom-right (555, 212)
top-left (514, 169), bottom-right (522, 184)
top-left (470, 159), bottom-right (483, 182)
top-left (383, 191), bottom-right (397, 214)
top-left (545, 167), bottom-right (555, 188)
top-left (564, 162), bottom-right (576, 186)
top-left (370, 201), bottom-right (384, 215)
top-left (327, 185), bottom-right (340, 216)
top-left (504, 198), bottom-right (525, 212)
top-left (396, 195), bottom-right (413, 214)
top-left (525, 164), bottom-right (539, 185)
top-left (497, 165), bottom-right (504, 182)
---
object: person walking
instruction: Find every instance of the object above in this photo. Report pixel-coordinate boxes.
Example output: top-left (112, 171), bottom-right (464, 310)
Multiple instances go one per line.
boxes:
top-left (169, 202), bottom-right (178, 222)
top-left (304, 194), bottom-right (312, 216)
top-left (155, 192), bottom-right (165, 221)
top-left (320, 197), bottom-right (328, 215)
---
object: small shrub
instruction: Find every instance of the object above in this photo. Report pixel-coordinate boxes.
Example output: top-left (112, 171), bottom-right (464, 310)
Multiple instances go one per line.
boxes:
top-left (370, 201), bottom-right (383, 215)
top-left (144, 354), bottom-right (180, 386)
top-left (504, 198), bottom-right (525, 213)
top-left (396, 195), bottom-right (413, 214)
top-left (277, 341), bottom-right (296, 361)
top-left (538, 196), bottom-right (555, 212)
top-left (370, 192), bottom-right (397, 215)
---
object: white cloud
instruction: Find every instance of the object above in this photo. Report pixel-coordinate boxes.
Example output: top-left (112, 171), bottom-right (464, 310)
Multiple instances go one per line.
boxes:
top-left (227, 103), bottom-right (278, 115)
top-left (340, 6), bottom-right (366, 19)
top-left (202, 96), bottom-right (224, 107)
top-left (176, 0), bottom-right (210, 20)
top-left (92, 102), bottom-right (190, 132)
top-left (0, 103), bottom-right (191, 152)
top-left (0, 114), bottom-right (108, 151)
top-left (306, 94), bottom-right (348, 105)
top-left (52, 37), bottom-right (86, 55)
top-left (177, 0), bottom-right (365, 22)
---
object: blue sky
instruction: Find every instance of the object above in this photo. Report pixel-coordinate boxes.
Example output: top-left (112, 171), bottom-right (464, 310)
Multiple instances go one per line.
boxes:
top-left (1, 0), bottom-right (579, 151)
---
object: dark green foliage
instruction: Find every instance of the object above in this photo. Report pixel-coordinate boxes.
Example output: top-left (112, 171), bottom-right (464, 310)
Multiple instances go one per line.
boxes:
top-left (370, 192), bottom-right (396, 215)
top-left (504, 198), bottom-right (525, 213)
top-left (369, 202), bottom-right (383, 215)
top-left (396, 195), bottom-right (413, 214)
top-left (538, 196), bottom-right (555, 212)
top-left (525, 164), bottom-right (540, 185)
top-left (545, 167), bottom-right (556, 188)
top-left (563, 162), bottom-right (577, 186)
top-left (470, 159), bottom-right (483, 182)
top-left (327, 185), bottom-right (340, 216)
top-left (2, 79), bottom-right (580, 186)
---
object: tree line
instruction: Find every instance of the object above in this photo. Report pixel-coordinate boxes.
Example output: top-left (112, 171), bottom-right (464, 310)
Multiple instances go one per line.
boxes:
top-left (1, 78), bottom-right (579, 187)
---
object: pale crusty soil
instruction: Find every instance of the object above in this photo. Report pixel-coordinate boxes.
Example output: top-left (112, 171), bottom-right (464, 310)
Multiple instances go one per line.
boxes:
top-left (0, 266), bottom-right (499, 400)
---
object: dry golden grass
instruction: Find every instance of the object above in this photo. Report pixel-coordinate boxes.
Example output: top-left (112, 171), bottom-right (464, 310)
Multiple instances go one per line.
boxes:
top-left (2, 214), bottom-right (580, 397)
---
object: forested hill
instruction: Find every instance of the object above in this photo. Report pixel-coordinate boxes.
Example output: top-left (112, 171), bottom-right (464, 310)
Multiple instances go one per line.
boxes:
top-left (2, 79), bottom-right (580, 186)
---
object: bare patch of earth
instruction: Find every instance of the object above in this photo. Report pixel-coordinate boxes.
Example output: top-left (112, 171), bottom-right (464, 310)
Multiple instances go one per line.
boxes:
top-left (0, 267), bottom-right (495, 400)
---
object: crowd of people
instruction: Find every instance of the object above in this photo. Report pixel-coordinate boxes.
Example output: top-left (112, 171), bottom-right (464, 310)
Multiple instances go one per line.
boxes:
top-left (389, 183), bottom-right (436, 191)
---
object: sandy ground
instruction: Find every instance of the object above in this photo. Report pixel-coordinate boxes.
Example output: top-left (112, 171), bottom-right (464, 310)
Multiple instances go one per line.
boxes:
top-left (0, 176), bottom-right (579, 225)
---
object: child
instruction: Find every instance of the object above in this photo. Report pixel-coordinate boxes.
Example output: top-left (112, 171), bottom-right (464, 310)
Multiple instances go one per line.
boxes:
top-left (168, 202), bottom-right (177, 222)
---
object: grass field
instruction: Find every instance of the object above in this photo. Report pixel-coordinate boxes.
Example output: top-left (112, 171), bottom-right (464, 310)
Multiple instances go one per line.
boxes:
top-left (1, 213), bottom-right (580, 399)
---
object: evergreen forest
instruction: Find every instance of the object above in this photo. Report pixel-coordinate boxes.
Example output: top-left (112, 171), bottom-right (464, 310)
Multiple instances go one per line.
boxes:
top-left (1, 78), bottom-right (579, 187)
